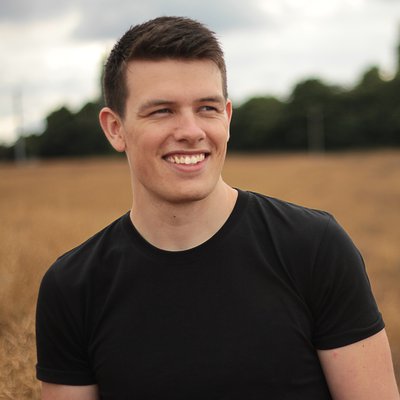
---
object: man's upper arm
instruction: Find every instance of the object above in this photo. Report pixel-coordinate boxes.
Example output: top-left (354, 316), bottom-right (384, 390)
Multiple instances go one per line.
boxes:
top-left (41, 383), bottom-right (99, 400)
top-left (318, 329), bottom-right (399, 400)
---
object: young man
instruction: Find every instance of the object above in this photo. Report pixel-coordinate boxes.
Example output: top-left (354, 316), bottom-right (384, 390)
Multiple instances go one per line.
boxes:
top-left (36, 16), bottom-right (399, 399)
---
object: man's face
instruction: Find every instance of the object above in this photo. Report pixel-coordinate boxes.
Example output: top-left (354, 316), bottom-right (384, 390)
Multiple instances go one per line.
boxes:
top-left (118, 59), bottom-right (232, 205)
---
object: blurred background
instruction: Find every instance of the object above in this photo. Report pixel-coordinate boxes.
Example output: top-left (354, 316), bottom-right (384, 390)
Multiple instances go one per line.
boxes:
top-left (1, 0), bottom-right (400, 156)
top-left (0, 1), bottom-right (400, 398)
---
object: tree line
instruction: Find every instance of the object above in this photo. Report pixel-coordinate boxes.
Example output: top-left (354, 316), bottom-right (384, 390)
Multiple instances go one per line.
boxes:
top-left (1, 42), bottom-right (400, 160)
top-left (230, 66), bottom-right (400, 152)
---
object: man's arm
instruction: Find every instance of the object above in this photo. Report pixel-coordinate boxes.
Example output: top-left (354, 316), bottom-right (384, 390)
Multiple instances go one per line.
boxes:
top-left (318, 329), bottom-right (399, 399)
top-left (41, 383), bottom-right (99, 400)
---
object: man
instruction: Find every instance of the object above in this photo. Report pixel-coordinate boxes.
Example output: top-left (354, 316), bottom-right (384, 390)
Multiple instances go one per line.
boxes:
top-left (36, 16), bottom-right (399, 399)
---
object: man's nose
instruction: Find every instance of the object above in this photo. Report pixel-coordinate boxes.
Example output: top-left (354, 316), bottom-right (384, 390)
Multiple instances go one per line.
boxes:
top-left (173, 112), bottom-right (206, 142)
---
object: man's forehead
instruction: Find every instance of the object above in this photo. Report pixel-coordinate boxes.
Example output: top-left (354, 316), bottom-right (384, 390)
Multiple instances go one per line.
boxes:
top-left (126, 57), bottom-right (218, 68)
top-left (124, 59), bottom-right (225, 100)
top-left (125, 58), bottom-right (222, 80)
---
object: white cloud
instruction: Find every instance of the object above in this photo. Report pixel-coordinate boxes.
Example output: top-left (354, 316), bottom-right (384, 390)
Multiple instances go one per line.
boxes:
top-left (0, 11), bottom-right (108, 144)
top-left (0, 0), bottom-right (75, 23)
top-left (74, 0), bottom-right (269, 39)
top-left (225, 0), bottom-right (400, 102)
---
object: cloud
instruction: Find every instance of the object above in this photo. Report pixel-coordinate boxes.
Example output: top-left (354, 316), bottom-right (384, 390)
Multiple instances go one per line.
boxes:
top-left (223, 0), bottom-right (400, 102)
top-left (0, 0), bottom-right (75, 23)
top-left (73, 0), bottom-right (270, 40)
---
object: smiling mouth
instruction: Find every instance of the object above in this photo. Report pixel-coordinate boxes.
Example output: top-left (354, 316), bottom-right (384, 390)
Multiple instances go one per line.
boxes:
top-left (165, 153), bottom-right (206, 165)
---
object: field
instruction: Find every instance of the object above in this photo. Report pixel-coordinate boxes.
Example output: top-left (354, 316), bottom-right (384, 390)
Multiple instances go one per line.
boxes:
top-left (1, 150), bottom-right (399, 398)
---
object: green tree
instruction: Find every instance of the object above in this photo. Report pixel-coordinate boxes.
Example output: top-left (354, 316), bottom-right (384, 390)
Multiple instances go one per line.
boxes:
top-left (39, 102), bottom-right (112, 158)
top-left (230, 96), bottom-right (284, 150)
top-left (283, 79), bottom-right (339, 150)
top-left (335, 66), bottom-right (390, 148)
top-left (39, 106), bottom-right (76, 157)
top-left (72, 102), bottom-right (112, 155)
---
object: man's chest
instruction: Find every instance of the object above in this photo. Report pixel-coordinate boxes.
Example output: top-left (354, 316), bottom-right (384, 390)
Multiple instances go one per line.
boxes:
top-left (86, 261), bottom-right (326, 398)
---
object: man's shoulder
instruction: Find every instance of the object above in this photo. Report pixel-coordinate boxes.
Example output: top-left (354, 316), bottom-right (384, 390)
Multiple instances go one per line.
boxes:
top-left (245, 190), bottom-right (332, 227)
top-left (47, 212), bottom-right (130, 281)
top-left (240, 190), bottom-right (334, 257)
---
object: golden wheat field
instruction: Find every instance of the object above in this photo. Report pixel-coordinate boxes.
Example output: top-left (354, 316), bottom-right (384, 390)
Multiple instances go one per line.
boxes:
top-left (0, 150), bottom-right (399, 399)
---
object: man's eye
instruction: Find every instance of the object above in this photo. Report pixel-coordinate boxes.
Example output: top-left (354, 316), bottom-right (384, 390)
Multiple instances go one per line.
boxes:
top-left (199, 105), bottom-right (217, 112)
top-left (151, 108), bottom-right (171, 115)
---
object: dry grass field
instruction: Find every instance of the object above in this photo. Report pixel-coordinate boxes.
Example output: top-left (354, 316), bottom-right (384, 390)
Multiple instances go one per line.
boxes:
top-left (0, 150), bottom-right (399, 398)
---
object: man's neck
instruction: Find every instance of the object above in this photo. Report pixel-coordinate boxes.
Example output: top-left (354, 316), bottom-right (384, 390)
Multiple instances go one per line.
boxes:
top-left (129, 182), bottom-right (238, 251)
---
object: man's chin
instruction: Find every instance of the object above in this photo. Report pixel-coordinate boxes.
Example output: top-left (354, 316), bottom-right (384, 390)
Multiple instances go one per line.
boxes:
top-left (165, 191), bottom-right (209, 205)
top-left (159, 185), bottom-right (215, 205)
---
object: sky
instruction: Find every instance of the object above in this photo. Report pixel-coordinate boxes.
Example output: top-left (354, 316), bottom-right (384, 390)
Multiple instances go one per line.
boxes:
top-left (1, 0), bottom-right (400, 145)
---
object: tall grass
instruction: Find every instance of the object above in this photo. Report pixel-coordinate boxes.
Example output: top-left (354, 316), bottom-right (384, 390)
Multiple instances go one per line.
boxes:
top-left (1, 151), bottom-right (399, 398)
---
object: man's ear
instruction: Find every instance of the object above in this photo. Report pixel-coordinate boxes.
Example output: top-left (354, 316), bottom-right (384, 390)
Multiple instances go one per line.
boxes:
top-left (99, 107), bottom-right (126, 152)
top-left (225, 99), bottom-right (233, 142)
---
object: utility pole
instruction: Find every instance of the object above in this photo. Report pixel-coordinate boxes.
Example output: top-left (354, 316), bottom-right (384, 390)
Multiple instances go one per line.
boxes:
top-left (13, 89), bottom-right (26, 163)
top-left (307, 105), bottom-right (325, 153)
top-left (397, 23), bottom-right (400, 77)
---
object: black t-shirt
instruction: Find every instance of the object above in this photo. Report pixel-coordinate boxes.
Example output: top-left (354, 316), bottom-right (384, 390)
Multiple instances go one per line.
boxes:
top-left (36, 189), bottom-right (384, 399)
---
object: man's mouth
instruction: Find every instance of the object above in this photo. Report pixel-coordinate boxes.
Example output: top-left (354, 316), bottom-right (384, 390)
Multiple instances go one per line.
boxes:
top-left (165, 153), bottom-right (206, 165)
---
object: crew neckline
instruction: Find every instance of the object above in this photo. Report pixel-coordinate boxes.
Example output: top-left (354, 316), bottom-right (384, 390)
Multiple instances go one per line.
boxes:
top-left (121, 188), bottom-right (249, 263)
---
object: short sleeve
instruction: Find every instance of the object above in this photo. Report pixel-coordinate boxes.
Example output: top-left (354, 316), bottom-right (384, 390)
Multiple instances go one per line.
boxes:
top-left (36, 265), bottom-right (96, 385)
top-left (310, 217), bottom-right (384, 350)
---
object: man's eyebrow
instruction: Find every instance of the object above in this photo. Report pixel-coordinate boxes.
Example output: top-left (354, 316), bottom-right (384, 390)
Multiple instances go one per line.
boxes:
top-left (137, 96), bottom-right (226, 114)
top-left (196, 95), bottom-right (225, 104)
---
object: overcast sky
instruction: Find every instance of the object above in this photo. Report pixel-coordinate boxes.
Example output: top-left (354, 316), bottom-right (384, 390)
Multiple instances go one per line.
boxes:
top-left (1, 0), bottom-right (400, 144)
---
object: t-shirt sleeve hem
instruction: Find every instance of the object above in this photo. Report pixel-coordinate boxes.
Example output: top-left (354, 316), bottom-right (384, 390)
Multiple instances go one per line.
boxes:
top-left (313, 316), bottom-right (385, 350)
top-left (36, 365), bottom-right (97, 386)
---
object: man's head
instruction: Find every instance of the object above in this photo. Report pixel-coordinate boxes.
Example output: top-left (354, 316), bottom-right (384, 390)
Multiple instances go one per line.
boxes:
top-left (103, 16), bottom-right (227, 118)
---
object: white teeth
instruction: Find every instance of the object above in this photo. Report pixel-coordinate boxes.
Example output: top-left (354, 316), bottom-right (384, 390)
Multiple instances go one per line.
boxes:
top-left (166, 153), bottom-right (205, 165)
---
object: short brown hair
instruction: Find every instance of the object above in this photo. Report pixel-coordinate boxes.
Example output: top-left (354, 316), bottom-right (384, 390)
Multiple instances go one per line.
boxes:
top-left (103, 16), bottom-right (228, 118)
